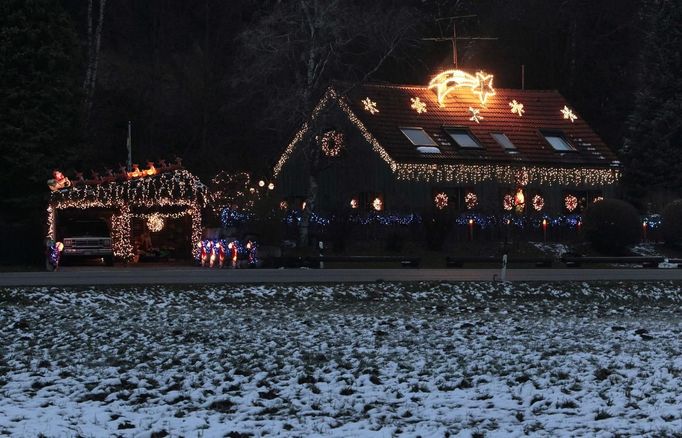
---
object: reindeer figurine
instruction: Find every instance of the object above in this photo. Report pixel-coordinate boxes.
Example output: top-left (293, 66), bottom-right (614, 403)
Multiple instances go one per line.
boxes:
top-left (101, 168), bottom-right (117, 183)
top-left (73, 171), bottom-right (85, 186)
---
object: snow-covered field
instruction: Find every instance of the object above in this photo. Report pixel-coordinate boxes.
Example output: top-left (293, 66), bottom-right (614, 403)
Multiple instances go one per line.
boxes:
top-left (2, 282), bottom-right (682, 437)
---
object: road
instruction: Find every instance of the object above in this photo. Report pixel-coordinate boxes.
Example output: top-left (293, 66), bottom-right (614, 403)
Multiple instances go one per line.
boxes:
top-left (2, 266), bottom-right (682, 287)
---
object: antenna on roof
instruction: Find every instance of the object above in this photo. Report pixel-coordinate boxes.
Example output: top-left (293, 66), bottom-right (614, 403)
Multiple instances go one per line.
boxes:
top-left (422, 15), bottom-right (497, 68)
top-left (522, 64), bottom-right (525, 90)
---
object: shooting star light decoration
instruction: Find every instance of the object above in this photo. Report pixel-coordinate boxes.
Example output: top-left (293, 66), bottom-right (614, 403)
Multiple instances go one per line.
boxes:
top-left (428, 69), bottom-right (496, 106)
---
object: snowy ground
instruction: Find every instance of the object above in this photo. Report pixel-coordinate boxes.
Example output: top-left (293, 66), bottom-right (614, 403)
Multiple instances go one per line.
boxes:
top-left (2, 282), bottom-right (682, 437)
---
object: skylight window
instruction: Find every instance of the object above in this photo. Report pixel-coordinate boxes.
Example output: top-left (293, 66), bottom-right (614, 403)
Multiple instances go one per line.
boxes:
top-left (400, 127), bottom-right (437, 146)
top-left (444, 128), bottom-right (481, 149)
top-left (542, 132), bottom-right (575, 151)
top-left (490, 133), bottom-right (516, 151)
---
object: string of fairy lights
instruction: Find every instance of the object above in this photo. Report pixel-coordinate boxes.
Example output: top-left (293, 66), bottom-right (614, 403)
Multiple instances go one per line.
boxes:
top-left (48, 169), bottom-right (209, 260)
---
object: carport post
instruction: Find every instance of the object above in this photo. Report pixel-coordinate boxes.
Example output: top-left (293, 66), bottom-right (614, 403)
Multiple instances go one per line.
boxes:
top-left (319, 241), bottom-right (324, 269)
top-left (501, 253), bottom-right (508, 282)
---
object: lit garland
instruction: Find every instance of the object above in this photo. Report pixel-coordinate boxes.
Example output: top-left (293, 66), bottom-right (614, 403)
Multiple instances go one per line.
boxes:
top-left (468, 107), bottom-right (483, 123)
top-left (565, 194), bottom-right (578, 212)
top-left (532, 194), bottom-right (545, 211)
top-left (509, 100), bottom-right (524, 117)
top-left (410, 97), bottom-right (427, 114)
top-left (434, 192), bottom-right (449, 209)
top-left (318, 130), bottom-right (344, 157)
top-left (465, 192), bottom-right (478, 210)
top-left (515, 169), bottom-right (529, 187)
top-left (561, 105), bottom-right (578, 123)
top-left (362, 97), bottom-right (379, 114)
top-left (395, 163), bottom-right (620, 186)
top-left (428, 70), bottom-right (495, 106)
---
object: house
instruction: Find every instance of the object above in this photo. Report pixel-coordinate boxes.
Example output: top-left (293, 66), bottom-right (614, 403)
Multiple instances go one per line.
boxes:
top-left (273, 71), bottom-right (620, 218)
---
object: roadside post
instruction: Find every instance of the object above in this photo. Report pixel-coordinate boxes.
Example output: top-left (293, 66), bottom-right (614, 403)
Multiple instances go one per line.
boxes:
top-left (319, 241), bottom-right (324, 269)
top-left (501, 253), bottom-right (508, 281)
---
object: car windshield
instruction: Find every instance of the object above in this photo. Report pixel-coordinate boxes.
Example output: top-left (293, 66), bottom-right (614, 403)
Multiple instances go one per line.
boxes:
top-left (62, 220), bottom-right (110, 237)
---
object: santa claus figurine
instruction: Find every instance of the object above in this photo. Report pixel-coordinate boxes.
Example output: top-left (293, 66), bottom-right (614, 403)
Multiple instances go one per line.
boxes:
top-left (47, 170), bottom-right (71, 191)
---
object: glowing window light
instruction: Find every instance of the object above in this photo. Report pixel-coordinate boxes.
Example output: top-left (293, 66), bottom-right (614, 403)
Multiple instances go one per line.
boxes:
top-left (428, 69), bottom-right (495, 106)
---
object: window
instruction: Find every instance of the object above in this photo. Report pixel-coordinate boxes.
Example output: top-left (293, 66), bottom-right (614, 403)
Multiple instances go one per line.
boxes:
top-left (542, 131), bottom-right (575, 151)
top-left (444, 128), bottom-right (482, 149)
top-left (416, 146), bottom-right (441, 154)
top-left (400, 127), bottom-right (437, 146)
top-left (490, 133), bottom-right (516, 151)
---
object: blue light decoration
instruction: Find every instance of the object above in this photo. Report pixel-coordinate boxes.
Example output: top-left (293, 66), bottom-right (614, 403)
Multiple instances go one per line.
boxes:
top-left (642, 214), bottom-right (661, 229)
top-left (46, 241), bottom-right (64, 271)
top-left (220, 208), bottom-right (253, 227)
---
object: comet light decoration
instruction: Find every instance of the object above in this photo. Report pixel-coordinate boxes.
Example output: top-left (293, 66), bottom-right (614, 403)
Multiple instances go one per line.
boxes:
top-left (532, 194), bottom-right (545, 212)
top-left (465, 192), bottom-right (478, 210)
top-left (434, 192), bottom-right (448, 209)
top-left (410, 97), bottom-right (427, 114)
top-left (362, 97), bottom-right (379, 114)
top-left (509, 100), bottom-right (525, 117)
top-left (428, 70), bottom-right (495, 106)
top-left (565, 194), bottom-right (578, 212)
top-left (561, 105), bottom-right (578, 123)
top-left (468, 107), bottom-right (483, 123)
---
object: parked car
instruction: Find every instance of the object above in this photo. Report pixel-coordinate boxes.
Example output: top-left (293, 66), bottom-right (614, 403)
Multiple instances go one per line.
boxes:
top-left (60, 219), bottom-right (114, 266)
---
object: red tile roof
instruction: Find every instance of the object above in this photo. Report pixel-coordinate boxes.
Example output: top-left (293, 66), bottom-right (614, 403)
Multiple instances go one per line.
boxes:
top-left (341, 82), bottom-right (618, 167)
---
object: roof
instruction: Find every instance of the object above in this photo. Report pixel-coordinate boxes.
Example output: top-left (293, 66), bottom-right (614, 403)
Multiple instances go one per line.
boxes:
top-left (343, 82), bottom-right (618, 167)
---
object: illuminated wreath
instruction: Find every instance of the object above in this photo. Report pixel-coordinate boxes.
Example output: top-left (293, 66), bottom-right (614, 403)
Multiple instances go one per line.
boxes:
top-left (372, 197), bottom-right (383, 211)
top-left (318, 130), bottom-right (344, 157)
top-left (465, 192), bottom-right (478, 210)
top-left (565, 195), bottom-right (578, 212)
top-left (434, 192), bottom-right (449, 209)
top-left (532, 194), bottom-right (545, 212)
top-left (147, 214), bottom-right (165, 232)
top-left (503, 194), bottom-right (514, 211)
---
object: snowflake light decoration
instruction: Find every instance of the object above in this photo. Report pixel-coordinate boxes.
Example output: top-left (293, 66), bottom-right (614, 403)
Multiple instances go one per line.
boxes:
top-left (465, 192), bottom-right (478, 210)
top-left (318, 130), bottom-right (344, 157)
top-left (561, 105), bottom-right (577, 123)
top-left (279, 200), bottom-right (288, 210)
top-left (565, 194), bottom-right (578, 212)
top-left (509, 100), bottom-right (524, 117)
top-left (434, 192), bottom-right (448, 210)
top-left (532, 194), bottom-right (545, 212)
top-left (147, 213), bottom-right (165, 232)
top-left (372, 197), bottom-right (383, 211)
top-left (468, 107), bottom-right (483, 123)
top-left (410, 97), bottom-right (427, 114)
top-left (503, 194), bottom-right (514, 211)
top-left (362, 97), bottom-right (379, 114)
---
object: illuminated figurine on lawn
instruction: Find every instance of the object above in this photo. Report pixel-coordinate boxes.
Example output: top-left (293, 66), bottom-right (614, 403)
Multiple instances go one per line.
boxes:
top-left (246, 240), bottom-right (258, 267)
top-left (227, 241), bottom-right (239, 268)
top-left (46, 241), bottom-right (64, 271)
top-left (47, 170), bottom-right (71, 191)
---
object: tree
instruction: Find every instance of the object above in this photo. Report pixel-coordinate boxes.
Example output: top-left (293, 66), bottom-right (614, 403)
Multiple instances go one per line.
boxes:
top-left (0, 0), bottom-right (81, 221)
top-left (81, 0), bottom-right (107, 123)
top-left (622, 0), bottom-right (682, 207)
top-left (233, 0), bottom-right (419, 245)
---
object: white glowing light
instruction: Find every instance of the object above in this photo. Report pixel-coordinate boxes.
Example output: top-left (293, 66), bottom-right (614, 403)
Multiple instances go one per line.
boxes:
top-left (509, 100), bottom-right (524, 117)
top-left (468, 107), bottom-right (483, 123)
top-left (372, 197), bottom-right (383, 211)
top-left (561, 105), bottom-right (578, 123)
top-left (465, 192), bottom-right (478, 210)
top-left (434, 192), bottom-right (448, 209)
top-left (410, 97), bottom-right (427, 114)
top-left (362, 97), bottom-right (379, 114)
top-left (428, 69), bottom-right (495, 106)
top-left (146, 213), bottom-right (165, 232)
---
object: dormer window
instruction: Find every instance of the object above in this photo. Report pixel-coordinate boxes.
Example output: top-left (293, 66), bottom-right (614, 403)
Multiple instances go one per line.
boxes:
top-left (490, 133), bottom-right (517, 152)
top-left (444, 127), bottom-right (482, 149)
top-left (541, 131), bottom-right (575, 151)
top-left (400, 127), bottom-right (437, 146)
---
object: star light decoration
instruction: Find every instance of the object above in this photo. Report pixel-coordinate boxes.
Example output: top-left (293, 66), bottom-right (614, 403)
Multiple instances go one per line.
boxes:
top-left (428, 69), bottom-right (495, 106)
top-left (362, 97), bottom-right (379, 114)
top-left (410, 97), bottom-right (427, 114)
top-left (561, 105), bottom-right (578, 123)
top-left (434, 192), bottom-right (449, 210)
top-left (465, 192), bottom-right (478, 210)
top-left (468, 107), bottom-right (483, 123)
top-left (509, 100), bottom-right (524, 117)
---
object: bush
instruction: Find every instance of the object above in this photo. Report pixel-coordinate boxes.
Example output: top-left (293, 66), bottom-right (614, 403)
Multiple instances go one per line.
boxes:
top-left (662, 200), bottom-right (682, 245)
top-left (582, 199), bottom-right (640, 255)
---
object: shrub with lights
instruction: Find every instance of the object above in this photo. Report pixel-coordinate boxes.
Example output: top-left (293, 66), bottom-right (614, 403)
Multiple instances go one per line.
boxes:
top-left (662, 200), bottom-right (682, 245)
